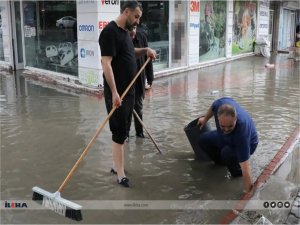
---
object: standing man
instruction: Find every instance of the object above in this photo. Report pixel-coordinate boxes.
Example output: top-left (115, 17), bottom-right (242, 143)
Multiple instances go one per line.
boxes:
top-left (99, 1), bottom-right (156, 188)
top-left (128, 26), bottom-right (154, 138)
top-left (198, 97), bottom-right (258, 193)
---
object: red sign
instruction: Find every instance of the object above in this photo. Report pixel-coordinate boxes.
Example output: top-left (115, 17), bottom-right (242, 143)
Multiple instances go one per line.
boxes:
top-left (101, 0), bottom-right (119, 5)
top-left (190, 1), bottom-right (200, 12)
top-left (99, 21), bottom-right (109, 30)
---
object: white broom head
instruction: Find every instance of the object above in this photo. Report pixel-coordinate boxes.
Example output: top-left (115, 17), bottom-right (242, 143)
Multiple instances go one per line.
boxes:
top-left (32, 186), bottom-right (82, 221)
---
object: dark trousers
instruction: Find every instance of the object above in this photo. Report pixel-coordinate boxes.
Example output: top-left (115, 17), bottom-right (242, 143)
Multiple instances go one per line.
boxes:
top-left (198, 130), bottom-right (257, 177)
top-left (127, 92), bottom-right (143, 136)
top-left (133, 93), bottom-right (144, 135)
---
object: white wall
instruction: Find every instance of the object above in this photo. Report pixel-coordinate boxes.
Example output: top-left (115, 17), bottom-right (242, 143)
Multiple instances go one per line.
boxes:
top-left (257, 0), bottom-right (270, 38)
top-left (188, 0), bottom-right (200, 65)
top-left (226, 1), bottom-right (234, 58)
top-left (0, 1), bottom-right (12, 64)
top-left (76, 0), bottom-right (119, 87)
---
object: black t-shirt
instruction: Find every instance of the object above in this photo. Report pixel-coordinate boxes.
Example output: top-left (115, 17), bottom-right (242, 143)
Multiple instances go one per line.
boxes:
top-left (99, 21), bottom-right (137, 95)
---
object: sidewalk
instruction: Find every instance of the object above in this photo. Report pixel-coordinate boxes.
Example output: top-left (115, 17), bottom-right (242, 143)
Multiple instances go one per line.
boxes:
top-left (223, 130), bottom-right (300, 225)
top-left (230, 141), bottom-right (300, 224)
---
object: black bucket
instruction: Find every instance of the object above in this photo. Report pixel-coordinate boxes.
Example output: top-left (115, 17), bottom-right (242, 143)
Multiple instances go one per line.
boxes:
top-left (184, 118), bottom-right (212, 161)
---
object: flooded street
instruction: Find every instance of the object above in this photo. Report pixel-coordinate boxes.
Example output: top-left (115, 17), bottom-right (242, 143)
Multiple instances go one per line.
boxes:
top-left (0, 54), bottom-right (299, 224)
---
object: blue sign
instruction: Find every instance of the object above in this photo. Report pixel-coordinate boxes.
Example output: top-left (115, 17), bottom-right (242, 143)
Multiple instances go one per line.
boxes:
top-left (80, 48), bottom-right (86, 58)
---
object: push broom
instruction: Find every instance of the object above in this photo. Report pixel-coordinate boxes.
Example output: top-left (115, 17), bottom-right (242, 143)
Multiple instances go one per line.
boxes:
top-left (32, 58), bottom-right (151, 221)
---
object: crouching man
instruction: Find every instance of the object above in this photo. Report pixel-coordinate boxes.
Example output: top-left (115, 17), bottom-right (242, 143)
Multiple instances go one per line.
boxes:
top-left (198, 97), bottom-right (259, 193)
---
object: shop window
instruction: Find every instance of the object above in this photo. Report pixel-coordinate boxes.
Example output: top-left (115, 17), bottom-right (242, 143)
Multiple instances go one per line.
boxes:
top-left (232, 0), bottom-right (257, 55)
top-left (23, 1), bottom-right (78, 76)
top-left (139, 1), bottom-right (169, 71)
top-left (170, 1), bottom-right (188, 68)
top-left (199, 0), bottom-right (226, 61)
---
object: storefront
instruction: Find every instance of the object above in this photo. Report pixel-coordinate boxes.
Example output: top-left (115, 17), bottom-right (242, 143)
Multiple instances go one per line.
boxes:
top-left (2, 0), bottom-right (292, 90)
top-left (278, 5), bottom-right (296, 50)
top-left (232, 0), bottom-right (257, 55)
top-left (199, 1), bottom-right (227, 61)
top-left (17, 1), bottom-right (77, 75)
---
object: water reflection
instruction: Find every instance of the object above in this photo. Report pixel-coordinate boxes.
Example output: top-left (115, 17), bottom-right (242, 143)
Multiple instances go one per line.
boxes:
top-left (0, 54), bottom-right (299, 223)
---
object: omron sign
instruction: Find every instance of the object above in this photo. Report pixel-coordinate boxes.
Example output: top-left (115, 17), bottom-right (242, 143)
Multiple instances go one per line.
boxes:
top-left (101, 0), bottom-right (119, 5)
top-left (190, 1), bottom-right (200, 12)
top-left (79, 24), bottom-right (95, 32)
top-left (80, 48), bottom-right (95, 58)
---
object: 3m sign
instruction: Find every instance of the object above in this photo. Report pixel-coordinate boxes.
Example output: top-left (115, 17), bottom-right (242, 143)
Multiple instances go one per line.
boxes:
top-left (190, 1), bottom-right (200, 12)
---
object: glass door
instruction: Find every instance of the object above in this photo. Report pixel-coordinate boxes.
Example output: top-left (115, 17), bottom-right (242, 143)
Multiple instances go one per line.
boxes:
top-left (11, 0), bottom-right (24, 70)
top-left (279, 9), bottom-right (295, 50)
top-left (269, 10), bottom-right (274, 51)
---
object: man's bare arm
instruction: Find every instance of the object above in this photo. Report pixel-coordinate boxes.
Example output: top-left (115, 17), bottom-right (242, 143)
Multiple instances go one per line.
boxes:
top-left (101, 56), bottom-right (121, 107)
top-left (198, 106), bottom-right (214, 129)
top-left (134, 47), bottom-right (156, 59)
top-left (240, 160), bottom-right (253, 193)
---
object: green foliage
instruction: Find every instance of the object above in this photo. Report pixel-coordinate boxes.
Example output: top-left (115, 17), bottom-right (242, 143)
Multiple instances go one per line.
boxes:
top-left (212, 1), bottom-right (226, 48)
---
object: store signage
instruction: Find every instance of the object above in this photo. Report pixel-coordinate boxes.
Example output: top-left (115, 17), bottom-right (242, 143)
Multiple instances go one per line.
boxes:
top-left (79, 24), bottom-right (95, 32)
top-left (189, 16), bottom-right (199, 36)
top-left (258, 2), bottom-right (269, 36)
top-left (77, 0), bottom-right (98, 13)
top-left (99, 21), bottom-right (109, 30)
top-left (260, 0), bottom-right (269, 7)
top-left (98, 0), bottom-right (120, 13)
top-left (98, 13), bottom-right (117, 33)
top-left (259, 11), bottom-right (268, 17)
top-left (80, 48), bottom-right (95, 58)
top-left (190, 23), bottom-right (199, 29)
top-left (101, 0), bottom-right (119, 5)
top-left (78, 41), bottom-right (100, 69)
top-left (188, 3), bottom-right (200, 65)
top-left (79, 67), bottom-right (102, 87)
top-left (77, 13), bottom-right (99, 41)
top-left (78, 0), bottom-right (97, 4)
top-left (24, 26), bottom-right (36, 38)
top-left (190, 1), bottom-right (200, 12)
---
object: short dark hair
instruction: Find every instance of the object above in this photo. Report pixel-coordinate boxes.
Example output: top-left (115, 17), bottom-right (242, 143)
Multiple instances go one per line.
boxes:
top-left (121, 1), bottom-right (142, 13)
top-left (217, 104), bottom-right (237, 118)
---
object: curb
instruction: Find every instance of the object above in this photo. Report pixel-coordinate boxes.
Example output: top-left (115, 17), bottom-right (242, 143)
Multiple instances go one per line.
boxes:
top-left (219, 125), bottom-right (300, 224)
top-left (22, 72), bottom-right (103, 97)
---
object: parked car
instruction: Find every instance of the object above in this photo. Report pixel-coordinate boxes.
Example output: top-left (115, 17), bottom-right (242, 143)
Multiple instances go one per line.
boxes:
top-left (56, 16), bottom-right (76, 28)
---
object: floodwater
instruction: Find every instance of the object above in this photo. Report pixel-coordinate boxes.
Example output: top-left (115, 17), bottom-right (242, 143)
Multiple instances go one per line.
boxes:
top-left (0, 54), bottom-right (299, 224)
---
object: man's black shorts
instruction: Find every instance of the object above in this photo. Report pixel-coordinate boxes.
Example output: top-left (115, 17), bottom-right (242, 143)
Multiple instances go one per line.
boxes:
top-left (104, 88), bottom-right (134, 144)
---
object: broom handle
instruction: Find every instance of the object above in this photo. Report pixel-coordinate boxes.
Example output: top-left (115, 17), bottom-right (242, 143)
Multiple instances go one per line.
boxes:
top-left (133, 110), bottom-right (162, 154)
top-left (58, 58), bottom-right (151, 193)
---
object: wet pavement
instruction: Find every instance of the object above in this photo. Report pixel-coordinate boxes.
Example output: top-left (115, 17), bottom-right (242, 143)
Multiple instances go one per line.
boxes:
top-left (0, 54), bottom-right (299, 224)
top-left (231, 142), bottom-right (300, 224)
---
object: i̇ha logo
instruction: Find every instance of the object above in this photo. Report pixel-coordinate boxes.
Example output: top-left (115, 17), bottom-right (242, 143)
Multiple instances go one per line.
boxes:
top-left (5, 201), bottom-right (28, 208)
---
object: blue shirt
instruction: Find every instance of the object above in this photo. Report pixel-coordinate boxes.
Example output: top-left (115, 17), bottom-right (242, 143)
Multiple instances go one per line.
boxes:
top-left (212, 97), bottom-right (259, 162)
